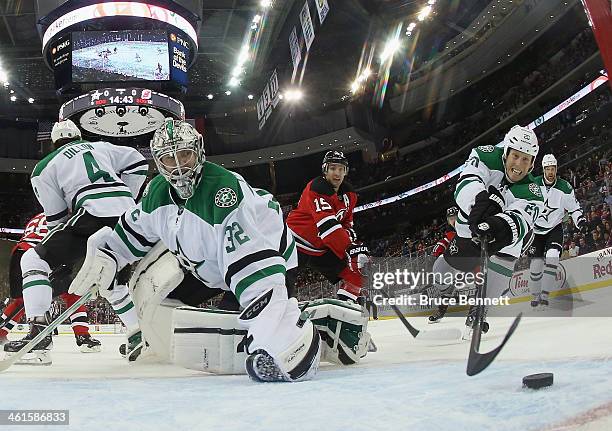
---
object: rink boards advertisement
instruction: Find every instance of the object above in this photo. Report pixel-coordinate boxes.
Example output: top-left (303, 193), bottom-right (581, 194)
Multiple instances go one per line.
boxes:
top-left (373, 247), bottom-right (612, 319)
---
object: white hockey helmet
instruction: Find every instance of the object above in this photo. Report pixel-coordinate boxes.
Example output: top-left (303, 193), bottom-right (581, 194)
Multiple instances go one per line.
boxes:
top-left (541, 154), bottom-right (557, 168)
top-left (503, 125), bottom-right (539, 172)
top-left (151, 118), bottom-right (205, 200)
top-left (51, 119), bottom-right (81, 144)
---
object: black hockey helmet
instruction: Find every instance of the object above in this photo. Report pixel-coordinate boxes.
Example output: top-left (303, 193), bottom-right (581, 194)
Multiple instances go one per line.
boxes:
top-left (322, 150), bottom-right (348, 173)
top-left (447, 206), bottom-right (458, 217)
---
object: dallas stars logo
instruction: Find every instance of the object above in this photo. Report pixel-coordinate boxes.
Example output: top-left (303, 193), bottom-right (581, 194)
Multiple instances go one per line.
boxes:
top-left (540, 200), bottom-right (558, 222)
top-left (215, 187), bottom-right (238, 208)
top-left (172, 238), bottom-right (208, 283)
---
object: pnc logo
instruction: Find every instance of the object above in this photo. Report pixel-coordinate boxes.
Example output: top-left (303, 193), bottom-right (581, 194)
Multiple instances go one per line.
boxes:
top-left (53, 39), bottom-right (70, 55)
top-left (174, 34), bottom-right (189, 48)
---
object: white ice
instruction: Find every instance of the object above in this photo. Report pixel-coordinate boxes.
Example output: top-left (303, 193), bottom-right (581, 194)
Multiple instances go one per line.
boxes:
top-left (2, 312), bottom-right (612, 431)
top-left (72, 41), bottom-right (169, 81)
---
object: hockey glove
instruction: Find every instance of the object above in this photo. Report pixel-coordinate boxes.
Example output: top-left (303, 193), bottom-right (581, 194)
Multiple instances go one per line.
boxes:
top-left (578, 220), bottom-right (590, 236)
top-left (467, 186), bottom-right (505, 226)
top-left (346, 243), bottom-right (371, 276)
top-left (347, 227), bottom-right (358, 243)
top-left (470, 213), bottom-right (518, 254)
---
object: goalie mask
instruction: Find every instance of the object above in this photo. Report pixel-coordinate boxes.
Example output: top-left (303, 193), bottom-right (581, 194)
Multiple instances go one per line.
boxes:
top-left (151, 119), bottom-right (205, 200)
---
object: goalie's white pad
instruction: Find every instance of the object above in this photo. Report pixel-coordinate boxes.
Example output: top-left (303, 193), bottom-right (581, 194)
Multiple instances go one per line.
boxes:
top-left (69, 227), bottom-right (117, 297)
top-left (301, 299), bottom-right (371, 365)
top-left (173, 307), bottom-right (247, 374)
top-left (129, 242), bottom-right (184, 363)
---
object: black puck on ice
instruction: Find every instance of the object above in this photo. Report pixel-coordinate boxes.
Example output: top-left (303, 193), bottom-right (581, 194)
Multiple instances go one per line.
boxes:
top-left (522, 373), bottom-right (554, 389)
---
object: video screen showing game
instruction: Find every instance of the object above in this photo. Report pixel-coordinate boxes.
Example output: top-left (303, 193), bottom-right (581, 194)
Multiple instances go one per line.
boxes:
top-left (72, 30), bottom-right (170, 82)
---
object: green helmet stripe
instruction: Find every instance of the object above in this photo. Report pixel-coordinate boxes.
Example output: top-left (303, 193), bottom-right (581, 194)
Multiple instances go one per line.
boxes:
top-left (166, 119), bottom-right (174, 140)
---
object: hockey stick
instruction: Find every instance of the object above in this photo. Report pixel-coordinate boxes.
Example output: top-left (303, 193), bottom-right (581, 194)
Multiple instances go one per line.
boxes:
top-left (0, 305), bottom-right (25, 331)
top-left (0, 290), bottom-right (94, 372)
top-left (466, 239), bottom-right (522, 376)
top-left (380, 289), bottom-right (462, 341)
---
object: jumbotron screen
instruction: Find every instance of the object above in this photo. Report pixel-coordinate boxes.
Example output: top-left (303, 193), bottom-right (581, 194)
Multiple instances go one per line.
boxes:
top-left (71, 30), bottom-right (170, 82)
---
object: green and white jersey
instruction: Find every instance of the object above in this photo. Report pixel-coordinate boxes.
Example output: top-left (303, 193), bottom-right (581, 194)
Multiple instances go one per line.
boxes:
top-left (107, 162), bottom-right (297, 307)
top-left (532, 175), bottom-right (584, 235)
top-left (31, 140), bottom-right (148, 226)
top-left (454, 145), bottom-right (544, 257)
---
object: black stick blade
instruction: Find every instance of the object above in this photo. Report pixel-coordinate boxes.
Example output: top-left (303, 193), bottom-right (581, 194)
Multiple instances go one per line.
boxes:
top-left (466, 313), bottom-right (522, 376)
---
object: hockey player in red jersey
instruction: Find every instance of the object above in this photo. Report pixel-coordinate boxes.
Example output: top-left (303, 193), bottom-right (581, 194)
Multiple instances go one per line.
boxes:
top-left (286, 151), bottom-right (370, 302)
top-left (432, 207), bottom-right (458, 257)
top-left (428, 207), bottom-right (458, 323)
top-left (0, 213), bottom-right (102, 353)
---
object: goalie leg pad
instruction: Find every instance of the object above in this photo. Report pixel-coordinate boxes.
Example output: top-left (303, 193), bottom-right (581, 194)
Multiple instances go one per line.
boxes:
top-left (129, 242), bottom-right (185, 363)
top-left (301, 299), bottom-right (371, 365)
top-left (69, 227), bottom-right (118, 297)
top-left (172, 307), bottom-right (247, 374)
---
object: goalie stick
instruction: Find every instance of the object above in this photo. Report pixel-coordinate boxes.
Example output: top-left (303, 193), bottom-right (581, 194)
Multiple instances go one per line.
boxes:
top-left (466, 238), bottom-right (522, 376)
top-left (380, 289), bottom-right (462, 341)
top-left (0, 290), bottom-right (95, 372)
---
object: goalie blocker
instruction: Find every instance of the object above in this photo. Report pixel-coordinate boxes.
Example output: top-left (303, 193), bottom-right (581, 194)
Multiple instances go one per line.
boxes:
top-left (129, 242), bottom-right (372, 374)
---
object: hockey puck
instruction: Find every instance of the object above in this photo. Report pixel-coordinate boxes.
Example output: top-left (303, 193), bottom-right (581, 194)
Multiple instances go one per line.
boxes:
top-left (522, 373), bottom-right (554, 389)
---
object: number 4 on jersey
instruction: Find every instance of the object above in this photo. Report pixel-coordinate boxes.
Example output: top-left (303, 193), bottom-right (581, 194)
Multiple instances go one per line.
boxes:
top-left (83, 151), bottom-right (113, 183)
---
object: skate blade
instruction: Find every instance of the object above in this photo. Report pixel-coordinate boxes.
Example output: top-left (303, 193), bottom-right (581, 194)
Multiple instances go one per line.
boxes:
top-left (427, 319), bottom-right (441, 325)
top-left (80, 345), bottom-right (102, 353)
top-left (461, 327), bottom-right (473, 341)
top-left (7, 350), bottom-right (52, 366)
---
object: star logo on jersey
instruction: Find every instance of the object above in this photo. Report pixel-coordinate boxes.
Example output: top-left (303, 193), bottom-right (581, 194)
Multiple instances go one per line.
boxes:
top-left (540, 200), bottom-right (558, 222)
top-left (529, 183), bottom-right (542, 198)
top-left (215, 188), bottom-right (238, 208)
top-left (172, 238), bottom-right (208, 283)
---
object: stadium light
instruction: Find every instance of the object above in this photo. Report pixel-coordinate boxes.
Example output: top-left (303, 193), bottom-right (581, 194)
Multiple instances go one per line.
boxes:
top-left (284, 88), bottom-right (303, 101)
top-left (260, 0), bottom-right (273, 8)
top-left (207, 94), bottom-right (214, 100)
top-left (350, 80), bottom-right (360, 94)
top-left (0, 70), bottom-right (8, 83)
top-left (228, 76), bottom-right (240, 87)
top-left (28, 97), bottom-right (34, 103)
top-left (238, 46), bottom-right (249, 65)
top-left (10, 95), bottom-right (16, 102)
top-left (418, 5), bottom-right (432, 21)
top-left (232, 66), bottom-right (243, 77)
top-left (225, 90), bottom-right (232, 96)
top-left (252, 14), bottom-right (262, 24)
top-left (247, 94), bottom-right (254, 99)
top-left (379, 37), bottom-right (401, 62)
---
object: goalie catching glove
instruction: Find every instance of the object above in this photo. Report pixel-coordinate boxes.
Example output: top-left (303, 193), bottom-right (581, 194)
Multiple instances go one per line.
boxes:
top-left (346, 243), bottom-right (370, 276)
top-left (470, 213), bottom-right (519, 254)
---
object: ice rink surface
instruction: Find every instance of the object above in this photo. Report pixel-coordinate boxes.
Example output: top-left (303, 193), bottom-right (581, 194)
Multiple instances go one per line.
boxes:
top-left (2, 313), bottom-right (612, 431)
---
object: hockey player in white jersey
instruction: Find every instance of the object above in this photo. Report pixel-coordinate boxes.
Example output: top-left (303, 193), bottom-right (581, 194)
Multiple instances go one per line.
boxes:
top-left (432, 125), bottom-right (544, 338)
top-left (69, 119), bottom-right (322, 382)
top-left (3, 119), bottom-right (148, 364)
top-left (528, 154), bottom-right (586, 308)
